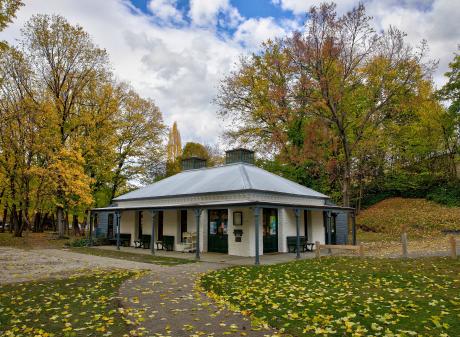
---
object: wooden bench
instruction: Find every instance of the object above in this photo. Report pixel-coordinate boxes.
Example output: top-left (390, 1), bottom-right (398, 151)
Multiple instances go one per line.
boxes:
top-left (134, 235), bottom-right (151, 249)
top-left (156, 235), bottom-right (174, 251)
top-left (315, 241), bottom-right (364, 258)
top-left (287, 236), bottom-right (314, 253)
top-left (109, 233), bottom-right (131, 247)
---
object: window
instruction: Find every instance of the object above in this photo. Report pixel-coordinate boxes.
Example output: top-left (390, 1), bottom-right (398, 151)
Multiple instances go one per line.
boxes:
top-left (209, 210), bottom-right (228, 236)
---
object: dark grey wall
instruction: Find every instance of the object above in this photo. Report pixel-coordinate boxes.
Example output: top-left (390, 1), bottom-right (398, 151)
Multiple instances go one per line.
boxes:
top-left (95, 211), bottom-right (113, 238)
top-left (335, 212), bottom-right (348, 244)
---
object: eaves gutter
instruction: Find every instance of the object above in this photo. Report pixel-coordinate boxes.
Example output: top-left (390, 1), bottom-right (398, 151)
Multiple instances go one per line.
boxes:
top-left (91, 200), bottom-right (354, 213)
top-left (112, 188), bottom-right (329, 203)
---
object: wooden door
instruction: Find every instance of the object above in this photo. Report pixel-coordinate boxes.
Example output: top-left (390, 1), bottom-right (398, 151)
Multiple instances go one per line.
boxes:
top-left (158, 211), bottom-right (164, 241)
top-left (180, 210), bottom-right (187, 242)
top-left (324, 212), bottom-right (337, 244)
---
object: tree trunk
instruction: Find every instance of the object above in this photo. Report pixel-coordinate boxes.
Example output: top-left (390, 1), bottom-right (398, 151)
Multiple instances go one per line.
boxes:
top-left (57, 206), bottom-right (65, 237)
top-left (72, 214), bottom-right (80, 236)
top-left (83, 209), bottom-right (89, 236)
top-left (10, 204), bottom-right (17, 234)
top-left (51, 213), bottom-right (56, 231)
top-left (110, 161), bottom-right (124, 202)
top-left (65, 211), bottom-right (69, 236)
top-left (340, 134), bottom-right (352, 208)
top-left (1, 206), bottom-right (7, 233)
top-left (357, 178), bottom-right (363, 215)
top-left (40, 212), bottom-right (48, 232)
top-left (33, 212), bottom-right (41, 232)
top-left (13, 208), bottom-right (24, 237)
top-left (342, 170), bottom-right (351, 207)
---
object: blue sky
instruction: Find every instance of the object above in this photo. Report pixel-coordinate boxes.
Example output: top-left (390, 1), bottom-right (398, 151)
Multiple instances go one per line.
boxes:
top-left (2, 0), bottom-right (459, 145)
top-left (131, 0), bottom-right (296, 21)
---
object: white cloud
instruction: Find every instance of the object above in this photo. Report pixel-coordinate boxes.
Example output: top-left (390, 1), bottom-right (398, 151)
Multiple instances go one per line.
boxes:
top-left (0, 0), bottom-right (458, 146)
top-left (366, 0), bottom-right (460, 86)
top-left (233, 17), bottom-right (293, 49)
top-left (148, 0), bottom-right (184, 24)
top-left (0, 0), bottom-right (246, 144)
top-left (272, 0), bottom-right (358, 15)
top-left (188, 0), bottom-right (242, 28)
top-left (272, 0), bottom-right (459, 87)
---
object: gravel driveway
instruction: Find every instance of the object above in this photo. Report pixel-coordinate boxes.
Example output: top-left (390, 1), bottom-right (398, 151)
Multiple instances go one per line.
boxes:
top-left (0, 247), bottom-right (162, 284)
top-left (0, 247), bottom-right (279, 336)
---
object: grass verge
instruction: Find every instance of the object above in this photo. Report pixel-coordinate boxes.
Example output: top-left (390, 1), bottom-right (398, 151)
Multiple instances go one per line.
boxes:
top-left (200, 257), bottom-right (460, 336)
top-left (68, 247), bottom-right (195, 265)
top-left (0, 270), bottom-right (144, 337)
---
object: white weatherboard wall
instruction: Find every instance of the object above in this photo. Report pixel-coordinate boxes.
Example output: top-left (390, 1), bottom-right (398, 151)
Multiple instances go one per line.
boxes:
top-left (278, 208), bottom-right (306, 253)
top-left (241, 208), bottom-right (264, 256)
top-left (141, 210), bottom-right (153, 236)
top-left (228, 207), bottom-right (253, 257)
top-left (310, 210), bottom-right (325, 244)
top-left (163, 210), bottom-right (177, 236)
top-left (120, 210), bottom-right (135, 246)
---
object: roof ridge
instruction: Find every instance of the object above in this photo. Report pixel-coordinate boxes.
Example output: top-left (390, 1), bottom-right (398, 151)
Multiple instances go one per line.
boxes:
top-left (239, 164), bottom-right (252, 189)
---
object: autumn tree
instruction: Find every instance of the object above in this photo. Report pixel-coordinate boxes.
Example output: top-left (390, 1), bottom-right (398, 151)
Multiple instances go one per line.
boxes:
top-left (165, 121), bottom-right (182, 176)
top-left (110, 85), bottom-right (165, 199)
top-left (182, 142), bottom-right (209, 159)
top-left (0, 0), bottom-right (23, 50)
top-left (217, 3), bottom-right (436, 206)
top-left (20, 14), bottom-right (111, 236)
top-left (0, 13), bottom-right (166, 237)
top-left (0, 47), bottom-right (45, 236)
top-left (437, 49), bottom-right (460, 177)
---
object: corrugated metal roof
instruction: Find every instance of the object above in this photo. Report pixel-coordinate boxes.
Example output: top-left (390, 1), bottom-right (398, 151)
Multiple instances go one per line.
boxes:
top-left (93, 201), bottom-right (353, 212)
top-left (113, 163), bottom-right (329, 201)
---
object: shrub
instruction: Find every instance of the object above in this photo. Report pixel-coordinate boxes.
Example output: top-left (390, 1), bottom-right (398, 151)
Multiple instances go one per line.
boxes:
top-left (67, 238), bottom-right (91, 247)
top-left (427, 183), bottom-right (460, 207)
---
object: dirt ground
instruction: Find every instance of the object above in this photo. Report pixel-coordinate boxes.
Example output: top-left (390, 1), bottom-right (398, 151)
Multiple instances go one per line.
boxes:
top-left (0, 231), bottom-right (76, 249)
top-left (0, 247), bottom-right (166, 284)
top-left (357, 231), bottom-right (459, 258)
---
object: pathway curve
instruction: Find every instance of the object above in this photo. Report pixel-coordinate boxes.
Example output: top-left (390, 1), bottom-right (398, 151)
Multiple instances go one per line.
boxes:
top-left (119, 262), bottom-right (279, 337)
top-left (0, 247), bottom-right (279, 336)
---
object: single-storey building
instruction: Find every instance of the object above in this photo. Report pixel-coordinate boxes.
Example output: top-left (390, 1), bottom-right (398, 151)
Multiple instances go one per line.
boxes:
top-left (91, 149), bottom-right (355, 264)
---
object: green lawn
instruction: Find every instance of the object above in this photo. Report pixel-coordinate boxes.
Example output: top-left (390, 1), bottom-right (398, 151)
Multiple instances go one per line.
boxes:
top-left (200, 257), bottom-right (460, 336)
top-left (0, 270), bottom-right (144, 337)
top-left (69, 247), bottom-right (195, 265)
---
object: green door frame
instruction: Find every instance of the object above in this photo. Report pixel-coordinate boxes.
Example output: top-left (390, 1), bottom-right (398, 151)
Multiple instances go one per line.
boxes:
top-left (207, 209), bottom-right (229, 253)
top-left (263, 208), bottom-right (278, 253)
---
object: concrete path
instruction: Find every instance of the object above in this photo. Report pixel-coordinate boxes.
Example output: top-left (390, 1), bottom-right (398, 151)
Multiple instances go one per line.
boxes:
top-left (119, 262), bottom-right (279, 337)
top-left (97, 244), bottom-right (316, 265)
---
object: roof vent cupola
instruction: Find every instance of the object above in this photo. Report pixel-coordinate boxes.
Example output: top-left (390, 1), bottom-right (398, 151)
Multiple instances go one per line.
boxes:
top-left (225, 148), bottom-right (254, 165)
top-left (181, 157), bottom-right (207, 170)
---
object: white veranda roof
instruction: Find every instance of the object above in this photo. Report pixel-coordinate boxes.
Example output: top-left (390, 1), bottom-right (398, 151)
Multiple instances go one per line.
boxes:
top-left (114, 163), bottom-right (329, 201)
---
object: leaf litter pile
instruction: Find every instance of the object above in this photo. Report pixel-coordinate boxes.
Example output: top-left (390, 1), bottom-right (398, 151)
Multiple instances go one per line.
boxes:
top-left (200, 257), bottom-right (460, 336)
top-left (0, 269), bottom-right (147, 337)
